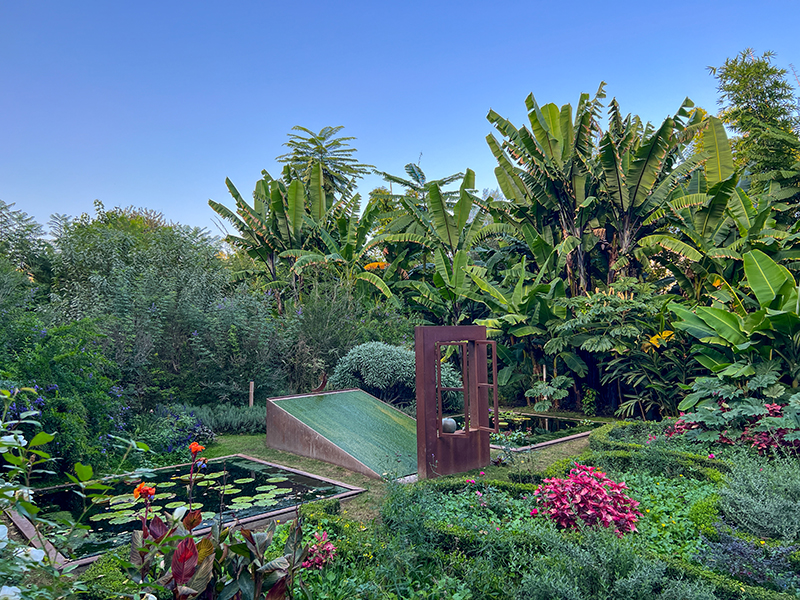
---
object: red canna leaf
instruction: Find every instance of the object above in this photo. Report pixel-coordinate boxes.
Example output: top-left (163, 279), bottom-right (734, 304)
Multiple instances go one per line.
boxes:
top-left (182, 509), bottom-right (203, 531)
top-left (172, 537), bottom-right (198, 586)
top-left (149, 516), bottom-right (170, 543)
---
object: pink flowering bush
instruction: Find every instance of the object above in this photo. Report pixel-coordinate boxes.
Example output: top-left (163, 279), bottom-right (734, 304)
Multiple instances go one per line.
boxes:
top-left (302, 531), bottom-right (337, 570)
top-left (534, 464), bottom-right (641, 536)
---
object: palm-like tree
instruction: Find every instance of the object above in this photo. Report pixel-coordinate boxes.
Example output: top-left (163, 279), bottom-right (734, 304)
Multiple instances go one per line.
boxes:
top-left (276, 126), bottom-right (373, 200)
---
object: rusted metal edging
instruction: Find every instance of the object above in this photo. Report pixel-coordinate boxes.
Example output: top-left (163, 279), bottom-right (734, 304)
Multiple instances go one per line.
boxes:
top-left (489, 430), bottom-right (593, 453)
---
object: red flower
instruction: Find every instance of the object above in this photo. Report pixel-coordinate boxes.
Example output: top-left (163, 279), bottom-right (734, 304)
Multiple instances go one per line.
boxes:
top-left (133, 482), bottom-right (156, 500)
top-left (189, 442), bottom-right (205, 457)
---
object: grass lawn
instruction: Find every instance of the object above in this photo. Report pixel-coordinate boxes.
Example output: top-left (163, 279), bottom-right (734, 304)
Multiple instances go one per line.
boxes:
top-left (205, 434), bottom-right (589, 523)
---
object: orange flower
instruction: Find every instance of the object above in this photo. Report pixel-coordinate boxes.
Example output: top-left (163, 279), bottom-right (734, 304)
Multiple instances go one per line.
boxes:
top-left (133, 482), bottom-right (156, 499)
top-left (189, 442), bottom-right (205, 456)
top-left (364, 261), bottom-right (388, 271)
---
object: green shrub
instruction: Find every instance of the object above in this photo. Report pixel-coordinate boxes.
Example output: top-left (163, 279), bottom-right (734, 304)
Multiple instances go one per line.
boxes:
top-left (191, 403), bottom-right (266, 435)
top-left (689, 494), bottom-right (721, 541)
top-left (79, 545), bottom-right (134, 599)
top-left (719, 452), bottom-right (800, 542)
top-left (662, 556), bottom-right (798, 600)
top-left (515, 526), bottom-right (716, 600)
top-left (329, 342), bottom-right (463, 412)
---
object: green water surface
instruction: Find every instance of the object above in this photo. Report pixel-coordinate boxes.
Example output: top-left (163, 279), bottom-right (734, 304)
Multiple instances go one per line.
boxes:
top-left (274, 390), bottom-right (417, 477)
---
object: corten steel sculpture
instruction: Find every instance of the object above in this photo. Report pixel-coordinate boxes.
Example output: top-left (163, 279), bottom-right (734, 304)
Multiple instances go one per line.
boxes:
top-left (415, 326), bottom-right (498, 479)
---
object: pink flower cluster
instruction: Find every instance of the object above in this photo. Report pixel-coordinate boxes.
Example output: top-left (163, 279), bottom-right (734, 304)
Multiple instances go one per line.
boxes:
top-left (534, 464), bottom-right (641, 537)
top-left (301, 531), bottom-right (336, 570)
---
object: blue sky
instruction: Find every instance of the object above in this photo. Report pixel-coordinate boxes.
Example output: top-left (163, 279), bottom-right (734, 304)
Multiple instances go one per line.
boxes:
top-left (2, 1), bottom-right (799, 233)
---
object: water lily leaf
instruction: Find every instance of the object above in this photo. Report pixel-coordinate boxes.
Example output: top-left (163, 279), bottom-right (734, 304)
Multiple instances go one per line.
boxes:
top-left (201, 511), bottom-right (217, 520)
top-left (218, 486), bottom-right (241, 494)
top-left (158, 481), bottom-right (177, 488)
top-left (89, 513), bottom-right (114, 522)
top-left (253, 499), bottom-right (278, 508)
top-left (265, 477), bottom-right (288, 483)
top-left (233, 478), bottom-right (255, 484)
top-left (255, 485), bottom-right (277, 493)
top-left (109, 515), bottom-right (138, 525)
top-left (153, 493), bottom-right (175, 501)
top-left (196, 480), bottom-right (217, 487)
top-left (230, 502), bottom-right (253, 509)
top-left (166, 501), bottom-right (188, 509)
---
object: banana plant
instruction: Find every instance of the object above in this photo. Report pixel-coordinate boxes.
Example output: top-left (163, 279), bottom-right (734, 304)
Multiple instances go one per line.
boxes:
top-left (486, 85), bottom-right (714, 293)
top-left (466, 257), bottom-right (572, 387)
top-left (278, 194), bottom-right (398, 300)
top-left (595, 103), bottom-right (710, 281)
top-left (671, 249), bottom-right (800, 400)
top-left (376, 167), bottom-right (512, 324)
top-left (486, 84), bottom-right (607, 294)
top-left (641, 170), bottom-right (800, 309)
top-left (395, 247), bottom-right (480, 326)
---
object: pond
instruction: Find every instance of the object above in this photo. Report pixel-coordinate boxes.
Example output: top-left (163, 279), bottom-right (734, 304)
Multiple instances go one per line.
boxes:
top-left (34, 454), bottom-right (359, 560)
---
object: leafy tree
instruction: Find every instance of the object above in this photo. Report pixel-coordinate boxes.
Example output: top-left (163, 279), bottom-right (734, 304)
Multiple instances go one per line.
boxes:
top-left (50, 204), bottom-right (284, 406)
top-left (486, 85), bottom-right (710, 293)
top-left (710, 49), bottom-right (800, 200)
top-left (276, 125), bottom-right (373, 199)
top-left (0, 201), bottom-right (53, 299)
top-left (377, 167), bottom-right (510, 325)
top-left (279, 194), bottom-right (394, 299)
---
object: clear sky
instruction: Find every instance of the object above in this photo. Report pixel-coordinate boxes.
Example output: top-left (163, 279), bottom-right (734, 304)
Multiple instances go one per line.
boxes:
top-left (2, 1), bottom-right (799, 233)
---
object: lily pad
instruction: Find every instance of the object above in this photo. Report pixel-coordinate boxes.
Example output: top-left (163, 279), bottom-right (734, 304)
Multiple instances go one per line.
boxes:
top-left (205, 472), bottom-right (228, 479)
top-left (229, 502), bottom-right (253, 509)
top-left (255, 485), bottom-right (277, 493)
top-left (217, 486), bottom-right (241, 494)
top-left (157, 481), bottom-right (177, 489)
top-left (108, 501), bottom-right (136, 510)
top-left (109, 515), bottom-right (138, 525)
top-left (231, 495), bottom-right (255, 503)
top-left (253, 498), bottom-right (278, 508)
top-left (196, 480), bottom-right (217, 487)
top-left (165, 501), bottom-right (188, 509)
top-left (89, 513), bottom-right (114, 522)
top-left (233, 477), bottom-right (255, 484)
top-left (201, 511), bottom-right (217, 521)
top-left (265, 476), bottom-right (288, 483)
top-left (153, 493), bottom-right (175, 501)
top-left (253, 492), bottom-right (277, 500)
top-left (108, 509), bottom-right (136, 518)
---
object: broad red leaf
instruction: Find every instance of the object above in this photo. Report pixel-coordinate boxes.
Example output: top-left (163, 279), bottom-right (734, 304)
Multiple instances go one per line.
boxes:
top-left (149, 515), bottom-right (170, 542)
top-left (171, 537), bottom-right (198, 586)
top-left (264, 579), bottom-right (287, 600)
top-left (183, 509), bottom-right (203, 531)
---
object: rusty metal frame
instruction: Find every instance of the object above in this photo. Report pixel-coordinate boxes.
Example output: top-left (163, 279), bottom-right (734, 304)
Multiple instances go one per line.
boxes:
top-left (415, 326), bottom-right (496, 478)
top-left (475, 340), bottom-right (499, 434)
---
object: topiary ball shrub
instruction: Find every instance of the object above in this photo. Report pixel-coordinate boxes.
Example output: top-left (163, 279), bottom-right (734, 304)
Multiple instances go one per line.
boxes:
top-left (329, 342), bottom-right (463, 412)
top-left (534, 464), bottom-right (641, 536)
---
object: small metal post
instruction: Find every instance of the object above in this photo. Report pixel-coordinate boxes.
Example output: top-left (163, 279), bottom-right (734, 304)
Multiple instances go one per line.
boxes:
top-left (249, 381), bottom-right (254, 408)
